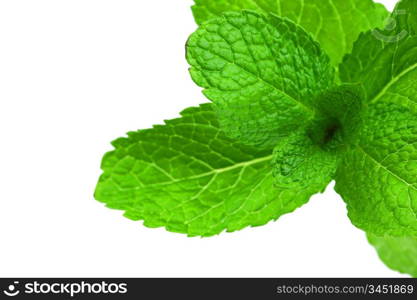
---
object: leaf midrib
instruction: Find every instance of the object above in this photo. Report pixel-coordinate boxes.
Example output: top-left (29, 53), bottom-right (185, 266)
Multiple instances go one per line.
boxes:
top-left (357, 144), bottom-right (417, 192)
top-left (370, 62), bottom-right (417, 104)
top-left (127, 154), bottom-right (274, 190)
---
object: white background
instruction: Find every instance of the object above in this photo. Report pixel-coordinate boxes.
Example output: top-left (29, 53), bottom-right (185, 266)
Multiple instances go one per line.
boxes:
top-left (0, 0), bottom-right (404, 277)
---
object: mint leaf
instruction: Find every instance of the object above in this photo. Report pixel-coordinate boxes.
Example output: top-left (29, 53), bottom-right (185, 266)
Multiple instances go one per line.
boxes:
top-left (335, 102), bottom-right (417, 236)
top-left (340, 35), bottom-right (417, 103)
top-left (368, 234), bottom-right (417, 278)
top-left (191, 0), bottom-right (388, 66)
top-left (186, 11), bottom-right (334, 147)
top-left (272, 131), bottom-right (336, 190)
top-left (95, 104), bottom-right (317, 237)
top-left (391, 0), bottom-right (417, 36)
top-left (336, 6), bottom-right (417, 236)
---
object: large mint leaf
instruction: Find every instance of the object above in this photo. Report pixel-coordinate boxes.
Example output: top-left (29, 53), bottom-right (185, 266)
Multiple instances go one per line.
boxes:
top-left (335, 101), bottom-right (417, 236)
top-left (186, 11), bottom-right (334, 148)
top-left (368, 234), bottom-right (417, 278)
top-left (191, 0), bottom-right (389, 66)
top-left (95, 104), bottom-right (318, 237)
top-left (337, 6), bottom-right (417, 236)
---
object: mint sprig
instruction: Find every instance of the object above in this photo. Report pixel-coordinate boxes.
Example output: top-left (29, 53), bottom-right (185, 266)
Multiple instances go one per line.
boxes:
top-left (95, 0), bottom-right (417, 277)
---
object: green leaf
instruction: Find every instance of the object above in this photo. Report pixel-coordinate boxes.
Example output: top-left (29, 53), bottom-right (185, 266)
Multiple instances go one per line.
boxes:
top-left (95, 104), bottom-right (318, 237)
top-left (368, 234), bottom-right (417, 277)
top-left (335, 102), bottom-right (417, 236)
top-left (272, 131), bottom-right (336, 190)
top-left (340, 0), bottom-right (417, 94)
top-left (337, 6), bottom-right (417, 236)
top-left (186, 11), bottom-right (334, 148)
top-left (340, 34), bottom-right (417, 103)
top-left (390, 0), bottom-right (417, 36)
top-left (191, 0), bottom-right (389, 66)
